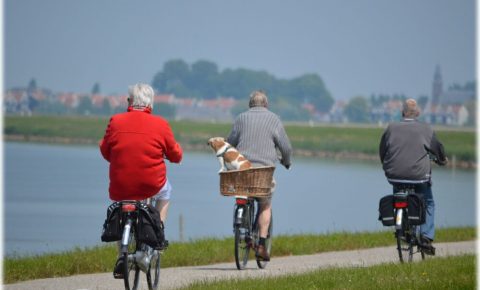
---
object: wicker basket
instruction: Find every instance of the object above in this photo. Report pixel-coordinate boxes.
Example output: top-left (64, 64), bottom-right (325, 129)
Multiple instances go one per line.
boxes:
top-left (219, 166), bottom-right (275, 197)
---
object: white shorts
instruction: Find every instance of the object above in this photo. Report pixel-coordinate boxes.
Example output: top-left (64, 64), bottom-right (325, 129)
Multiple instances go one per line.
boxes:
top-left (151, 179), bottom-right (172, 201)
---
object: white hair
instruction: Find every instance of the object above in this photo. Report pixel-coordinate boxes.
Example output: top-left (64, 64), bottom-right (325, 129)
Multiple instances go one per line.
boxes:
top-left (128, 83), bottom-right (154, 108)
top-left (402, 98), bottom-right (420, 118)
top-left (249, 90), bottom-right (268, 108)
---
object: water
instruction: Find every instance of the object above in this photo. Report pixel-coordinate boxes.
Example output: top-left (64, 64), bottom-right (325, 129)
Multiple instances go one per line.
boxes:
top-left (5, 142), bottom-right (476, 256)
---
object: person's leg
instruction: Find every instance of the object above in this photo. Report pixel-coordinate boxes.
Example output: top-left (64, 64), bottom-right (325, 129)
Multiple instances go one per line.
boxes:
top-left (255, 179), bottom-right (275, 261)
top-left (258, 179), bottom-right (275, 238)
top-left (152, 179), bottom-right (172, 223)
top-left (151, 179), bottom-right (172, 250)
top-left (257, 200), bottom-right (272, 238)
top-left (416, 183), bottom-right (435, 241)
top-left (255, 198), bottom-right (271, 261)
top-left (155, 200), bottom-right (170, 223)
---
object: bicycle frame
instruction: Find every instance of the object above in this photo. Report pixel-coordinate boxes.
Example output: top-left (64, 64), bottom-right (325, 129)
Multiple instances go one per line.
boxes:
top-left (117, 200), bottom-right (161, 290)
top-left (392, 186), bottom-right (425, 263)
top-left (393, 191), bottom-right (408, 230)
top-left (233, 196), bottom-right (254, 229)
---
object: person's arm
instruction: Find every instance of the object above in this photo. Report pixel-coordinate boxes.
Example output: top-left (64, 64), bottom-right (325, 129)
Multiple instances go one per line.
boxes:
top-left (99, 117), bottom-right (114, 162)
top-left (428, 132), bottom-right (447, 166)
top-left (163, 123), bottom-right (183, 163)
top-left (226, 118), bottom-right (240, 147)
top-left (379, 130), bottom-right (388, 164)
top-left (274, 121), bottom-right (292, 169)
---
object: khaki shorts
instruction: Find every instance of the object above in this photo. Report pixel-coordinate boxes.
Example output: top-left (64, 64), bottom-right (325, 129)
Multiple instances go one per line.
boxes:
top-left (255, 179), bottom-right (276, 207)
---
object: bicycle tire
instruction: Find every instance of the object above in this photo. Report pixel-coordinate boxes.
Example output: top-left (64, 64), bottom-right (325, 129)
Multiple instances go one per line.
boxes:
top-left (256, 215), bottom-right (273, 269)
top-left (146, 249), bottom-right (161, 290)
top-left (234, 225), bottom-right (250, 270)
top-left (411, 225), bottom-right (426, 261)
top-left (396, 226), bottom-right (414, 263)
top-left (124, 224), bottom-right (140, 290)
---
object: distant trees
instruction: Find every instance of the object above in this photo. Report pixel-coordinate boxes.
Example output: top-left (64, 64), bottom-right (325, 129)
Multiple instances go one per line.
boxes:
top-left (152, 59), bottom-right (334, 113)
top-left (345, 96), bottom-right (369, 123)
top-left (76, 96), bottom-right (93, 115)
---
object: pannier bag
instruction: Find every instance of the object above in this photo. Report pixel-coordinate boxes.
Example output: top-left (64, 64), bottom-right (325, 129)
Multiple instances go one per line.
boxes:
top-left (378, 195), bottom-right (395, 226)
top-left (137, 203), bottom-right (165, 250)
top-left (407, 194), bottom-right (426, 225)
top-left (101, 202), bottom-right (123, 242)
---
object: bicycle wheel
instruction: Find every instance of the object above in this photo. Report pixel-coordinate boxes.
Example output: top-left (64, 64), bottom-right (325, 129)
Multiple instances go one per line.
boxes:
top-left (256, 216), bottom-right (273, 269)
top-left (234, 225), bottom-right (251, 270)
top-left (411, 225), bottom-right (426, 261)
top-left (146, 249), bottom-right (161, 290)
top-left (396, 225), bottom-right (414, 263)
top-left (124, 224), bottom-right (140, 290)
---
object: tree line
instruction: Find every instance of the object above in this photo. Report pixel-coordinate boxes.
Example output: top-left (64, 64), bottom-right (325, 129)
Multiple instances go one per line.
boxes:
top-left (151, 59), bottom-right (334, 114)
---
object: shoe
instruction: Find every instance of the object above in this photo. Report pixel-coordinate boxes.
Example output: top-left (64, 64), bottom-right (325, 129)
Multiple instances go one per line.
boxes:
top-left (420, 237), bottom-right (436, 256)
top-left (113, 257), bottom-right (125, 279)
top-left (256, 244), bottom-right (270, 262)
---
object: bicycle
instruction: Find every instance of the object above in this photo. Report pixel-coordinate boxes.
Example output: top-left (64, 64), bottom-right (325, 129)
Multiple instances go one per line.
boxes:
top-left (392, 184), bottom-right (429, 263)
top-left (118, 200), bottom-right (162, 290)
top-left (233, 195), bottom-right (273, 270)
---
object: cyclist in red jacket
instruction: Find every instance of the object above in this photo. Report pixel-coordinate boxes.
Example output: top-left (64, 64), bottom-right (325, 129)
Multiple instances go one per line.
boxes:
top-left (100, 83), bottom-right (182, 277)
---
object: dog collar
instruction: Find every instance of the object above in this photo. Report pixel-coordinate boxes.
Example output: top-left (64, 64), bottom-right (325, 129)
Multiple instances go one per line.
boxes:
top-left (216, 145), bottom-right (232, 157)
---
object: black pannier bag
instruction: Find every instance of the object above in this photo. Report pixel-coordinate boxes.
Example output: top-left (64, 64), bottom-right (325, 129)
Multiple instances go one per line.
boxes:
top-left (407, 194), bottom-right (426, 225)
top-left (101, 202), bottom-right (123, 242)
top-left (137, 203), bottom-right (165, 249)
top-left (378, 195), bottom-right (395, 226)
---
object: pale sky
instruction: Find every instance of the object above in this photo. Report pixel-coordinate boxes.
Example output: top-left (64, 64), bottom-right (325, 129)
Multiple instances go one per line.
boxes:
top-left (4, 0), bottom-right (476, 100)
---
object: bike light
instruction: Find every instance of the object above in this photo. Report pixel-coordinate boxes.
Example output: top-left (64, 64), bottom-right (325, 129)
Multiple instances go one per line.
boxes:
top-left (394, 202), bottom-right (408, 208)
top-left (122, 204), bottom-right (137, 212)
top-left (235, 198), bottom-right (248, 205)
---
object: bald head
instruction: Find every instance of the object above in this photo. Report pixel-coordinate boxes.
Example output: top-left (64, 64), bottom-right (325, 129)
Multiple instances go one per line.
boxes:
top-left (402, 99), bottom-right (420, 119)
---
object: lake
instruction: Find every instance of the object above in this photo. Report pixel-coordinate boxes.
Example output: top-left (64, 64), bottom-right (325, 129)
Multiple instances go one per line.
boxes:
top-left (4, 142), bottom-right (476, 256)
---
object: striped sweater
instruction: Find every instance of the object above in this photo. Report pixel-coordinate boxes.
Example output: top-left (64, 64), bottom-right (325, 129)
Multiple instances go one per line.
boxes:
top-left (227, 107), bottom-right (292, 168)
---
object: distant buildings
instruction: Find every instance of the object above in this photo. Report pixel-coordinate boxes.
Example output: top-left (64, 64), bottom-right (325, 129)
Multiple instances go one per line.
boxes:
top-left (4, 66), bottom-right (475, 126)
top-left (423, 65), bottom-right (475, 126)
top-left (3, 88), bottom-right (237, 122)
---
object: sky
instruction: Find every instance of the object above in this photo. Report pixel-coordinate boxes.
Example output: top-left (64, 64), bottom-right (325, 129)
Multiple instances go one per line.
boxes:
top-left (4, 0), bottom-right (476, 100)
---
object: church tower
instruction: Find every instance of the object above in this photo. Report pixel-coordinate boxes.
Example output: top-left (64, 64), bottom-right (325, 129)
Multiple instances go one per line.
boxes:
top-left (431, 65), bottom-right (443, 106)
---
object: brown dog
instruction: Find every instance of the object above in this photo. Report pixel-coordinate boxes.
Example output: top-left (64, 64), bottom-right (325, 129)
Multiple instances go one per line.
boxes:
top-left (207, 137), bottom-right (252, 172)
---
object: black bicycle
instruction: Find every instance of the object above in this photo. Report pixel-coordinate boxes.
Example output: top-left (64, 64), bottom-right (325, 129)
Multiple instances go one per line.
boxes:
top-left (392, 185), bottom-right (428, 263)
top-left (119, 200), bottom-right (161, 290)
top-left (233, 196), bottom-right (273, 270)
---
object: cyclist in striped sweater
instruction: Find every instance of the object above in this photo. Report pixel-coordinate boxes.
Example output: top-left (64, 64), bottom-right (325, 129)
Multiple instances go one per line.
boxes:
top-left (227, 90), bottom-right (292, 261)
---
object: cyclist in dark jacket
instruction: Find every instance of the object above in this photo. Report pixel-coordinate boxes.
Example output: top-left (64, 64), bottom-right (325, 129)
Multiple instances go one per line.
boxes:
top-left (379, 99), bottom-right (447, 253)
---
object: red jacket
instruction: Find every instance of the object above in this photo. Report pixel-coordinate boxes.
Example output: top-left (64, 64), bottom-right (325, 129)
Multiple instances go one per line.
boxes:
top-left (100, 107), bottom-right (182, 201)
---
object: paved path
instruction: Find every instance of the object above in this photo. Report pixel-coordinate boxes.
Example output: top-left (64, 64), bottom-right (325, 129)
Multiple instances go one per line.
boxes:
top-left (4, 241), bottom-right (476, 290)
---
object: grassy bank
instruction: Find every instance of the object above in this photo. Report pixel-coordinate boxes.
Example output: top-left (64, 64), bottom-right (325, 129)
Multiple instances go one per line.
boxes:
top-left (4, 115), bottom-right (476, 164)
top-left (4, 227), bottom-right (475, 284)
top-left (185, 255), bottom-right (475, 290)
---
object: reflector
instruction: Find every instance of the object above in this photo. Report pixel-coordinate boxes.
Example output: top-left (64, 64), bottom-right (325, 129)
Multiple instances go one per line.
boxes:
top-left (235, 198), bottom-right (248, 205)
top-left (122, 204), bottom-right (137, 212)
top-left (394, 202), bottom-right (408, 208)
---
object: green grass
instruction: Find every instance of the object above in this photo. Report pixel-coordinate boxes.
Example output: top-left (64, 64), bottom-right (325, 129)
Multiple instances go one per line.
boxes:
top-left (4, 227), bottom-right (475, 284)
top-left (4, 116), bottom-right (476, 162)
top-left (185, 255), bottom-right (476, 290)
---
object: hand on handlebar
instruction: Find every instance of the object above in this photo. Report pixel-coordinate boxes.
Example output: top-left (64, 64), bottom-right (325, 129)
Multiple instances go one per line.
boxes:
top-left (436, 157), bottom-right (448, 166)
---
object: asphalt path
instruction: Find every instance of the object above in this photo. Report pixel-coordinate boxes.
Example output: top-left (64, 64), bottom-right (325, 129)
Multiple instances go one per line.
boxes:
top-left (4, 241), bottom-right (475, 290)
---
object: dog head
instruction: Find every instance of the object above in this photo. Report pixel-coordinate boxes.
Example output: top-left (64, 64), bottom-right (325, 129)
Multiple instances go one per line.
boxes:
top-left (207, 137), bottom-right (226, 152)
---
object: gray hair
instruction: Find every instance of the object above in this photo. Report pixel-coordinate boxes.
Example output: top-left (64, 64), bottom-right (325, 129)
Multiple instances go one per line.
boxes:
top-left (402, 98), bottom-right (420, 118)
top-left (248, 90), bottom-right (268, 108)
top-left (128, 83), bottom-right (154, 108)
